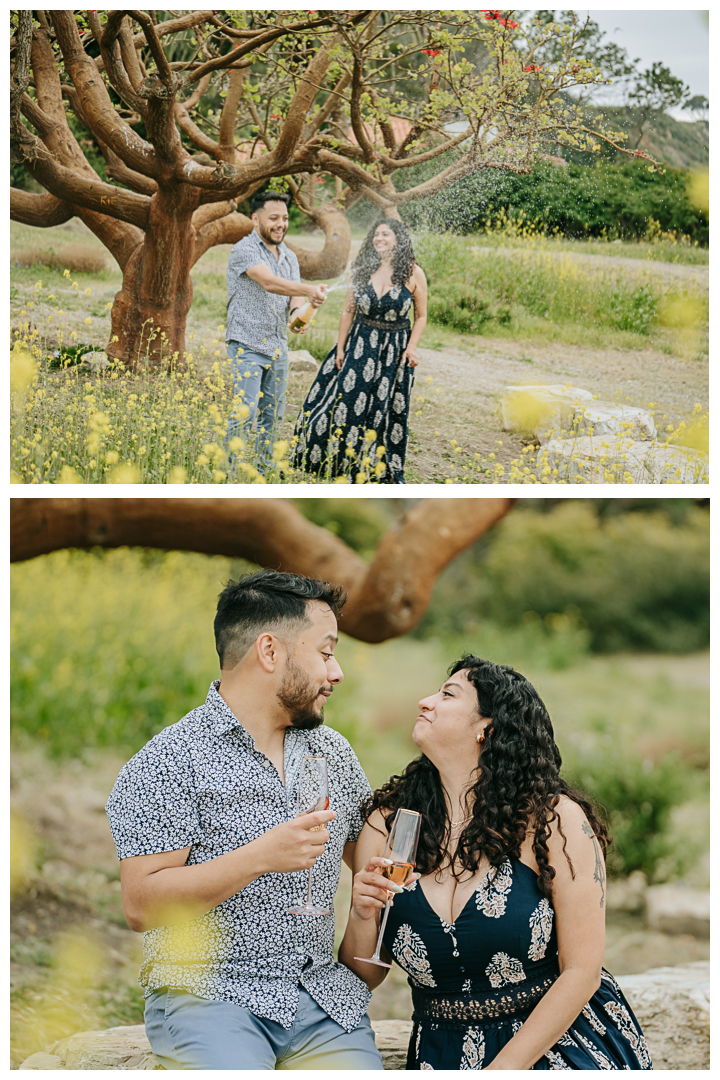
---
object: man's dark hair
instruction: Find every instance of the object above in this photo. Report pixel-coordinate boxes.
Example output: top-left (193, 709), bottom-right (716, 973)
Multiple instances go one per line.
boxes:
top-left (251, 190), bottom-right (292, 214)
top-left (214, 569), bottom-right (347, 669)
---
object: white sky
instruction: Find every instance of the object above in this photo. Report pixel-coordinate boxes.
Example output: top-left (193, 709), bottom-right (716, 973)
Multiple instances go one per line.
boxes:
top-left (584, 10), bottom-right (709, 117)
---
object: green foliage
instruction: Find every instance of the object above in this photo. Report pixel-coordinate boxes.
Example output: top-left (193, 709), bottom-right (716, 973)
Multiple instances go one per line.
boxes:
top-left (402, 159), bottom-right (708, 244)
top-left (11, 549), bottom-right (228, 758)
top-left (293, 499), bottom-right (392, 559)
top-left (415, 232), bottom-right (683, 338)
top-left (567, 744), bottom-right (694, 881)
top-left (415, 502), bottom-right (710, 653)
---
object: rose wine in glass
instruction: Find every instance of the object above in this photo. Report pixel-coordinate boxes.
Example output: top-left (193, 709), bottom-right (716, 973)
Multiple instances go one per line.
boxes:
top-left (287, 755), bottom-right (331, 916)
top-left (355, 808), bottom-right (421, 967)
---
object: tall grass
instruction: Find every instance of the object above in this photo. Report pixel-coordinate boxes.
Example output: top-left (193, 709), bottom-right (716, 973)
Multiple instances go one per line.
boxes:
top-left (415, 230), bottom-right (708, 339)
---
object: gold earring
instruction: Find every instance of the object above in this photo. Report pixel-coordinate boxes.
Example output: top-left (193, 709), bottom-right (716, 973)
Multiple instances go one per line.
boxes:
top-left (476, 730), bottom-right (485, 744)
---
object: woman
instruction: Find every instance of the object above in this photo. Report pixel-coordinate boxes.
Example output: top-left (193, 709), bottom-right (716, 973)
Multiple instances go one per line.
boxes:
top-left (340, 657), bottom-right (652, 1070)
top-left (290, 218), bottom-right (427, 484)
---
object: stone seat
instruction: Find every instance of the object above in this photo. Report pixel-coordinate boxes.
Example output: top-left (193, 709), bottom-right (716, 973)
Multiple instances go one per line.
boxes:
top-left (18, 964), bottom-right (709, 1070)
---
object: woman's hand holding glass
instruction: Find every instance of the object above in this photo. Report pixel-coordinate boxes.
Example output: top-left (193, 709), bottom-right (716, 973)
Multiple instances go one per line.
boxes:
top-left (352, 856), bottom-right (420, 921)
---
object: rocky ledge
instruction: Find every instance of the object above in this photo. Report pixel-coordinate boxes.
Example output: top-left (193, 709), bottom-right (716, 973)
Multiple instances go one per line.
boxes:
top-left (19, 963), bottom-right (709, 1071)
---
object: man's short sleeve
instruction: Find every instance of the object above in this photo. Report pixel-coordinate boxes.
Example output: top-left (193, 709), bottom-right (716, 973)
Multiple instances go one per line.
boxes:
top-left (105, 735), bottom-right (201, 859)
top-left (228, 236), bottom-right (265, 280)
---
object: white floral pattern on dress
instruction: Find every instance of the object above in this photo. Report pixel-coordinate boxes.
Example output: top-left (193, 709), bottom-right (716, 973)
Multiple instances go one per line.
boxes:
top-left (475, 858), bottom-right (513, 918)
top-left (377, 376), bottom-right (390, 401)
top-left (308, 382), bottom-right (320, 402)
top-left (392, 924), bottom-right (437, 987)
top-left (604, 1001), bottom-right (652, 1067)
top-left (370, 328), bottom-right (379, 349)
top-left (545, 1050), bottom-right (572, 1069)
top-left (460, 1027), bottom-right (485, 1070)
top-left (363, 357), bottom-right (375, 381)
top-left (354, 391), bottom-right (367, 417)
top-left (342, 369), bottom-right (356, 393)
top-left (485, 951), bottom-right (526, 988)
top-left (353, 337), bottom-right (365, 359)
top-left (390, 423), bottom-right (403, 444)
top-left (315, 413), bottom-right (328, 436)
top-left (573, 1030), bottom-right (614, 1069)
top-left (582, 1003), bottom-right (607, 1035)
top-left (528, 898), bottom-right (554, 961)
top-left (333, 402), bottom-right (347, 426)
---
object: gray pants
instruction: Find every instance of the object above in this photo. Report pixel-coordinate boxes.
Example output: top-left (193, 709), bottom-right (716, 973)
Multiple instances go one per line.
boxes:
top-left (144, 985), bottom-right (384, 1070)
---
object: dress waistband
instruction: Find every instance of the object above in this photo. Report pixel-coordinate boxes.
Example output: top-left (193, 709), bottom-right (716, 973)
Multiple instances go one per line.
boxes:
top-left (356, 313), bottom-right (411, 330)
top-left (411, 969), bottom-right (559, 1025)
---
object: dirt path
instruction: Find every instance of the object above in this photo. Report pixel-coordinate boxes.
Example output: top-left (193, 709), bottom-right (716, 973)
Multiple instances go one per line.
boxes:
top-left (285, 332), bottom-right (707, 482)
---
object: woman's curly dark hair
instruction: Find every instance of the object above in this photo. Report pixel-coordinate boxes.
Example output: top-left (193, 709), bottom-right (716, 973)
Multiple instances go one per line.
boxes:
top-left (366, 655), bottom-right (611, 900)
top-left (351, 217), bottom-right (416, 294)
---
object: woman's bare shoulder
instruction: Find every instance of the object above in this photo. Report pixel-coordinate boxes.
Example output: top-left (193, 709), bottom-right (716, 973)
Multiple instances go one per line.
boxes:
top-left (409, 264), bottom-right (427, 290)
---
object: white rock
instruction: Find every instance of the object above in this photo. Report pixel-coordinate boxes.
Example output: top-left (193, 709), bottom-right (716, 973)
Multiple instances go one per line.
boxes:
top-left (288, 350), bottom-right (319, 374)
top-left (616, 962), bottom-right (709, 1070)
top-left (502, 385), bottom-right (655, 442)
top-left (19, 969), bottom-right (709, 1071)
top-left (645, 884), bottom-right (710, 937)
top-left (501, 384), bottom-right (593, 435)
top-left (79, 351), bottom-right (110, 371)
top-left (538, 436), bottom-right (708, 484)
top-left (576, 402), bottom-right (656, 441)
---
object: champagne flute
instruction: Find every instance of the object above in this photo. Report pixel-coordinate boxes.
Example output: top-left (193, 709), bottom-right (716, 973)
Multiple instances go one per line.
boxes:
top-left (287, 755), bottom-right (331, 916)
top-left (355, 808), bottom-right (421, 967)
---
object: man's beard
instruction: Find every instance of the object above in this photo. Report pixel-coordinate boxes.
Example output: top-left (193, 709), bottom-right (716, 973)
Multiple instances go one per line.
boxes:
top-left (258, 221), bottom-right (286, 248)
top-left (277, 656), bottom-right (327, 730)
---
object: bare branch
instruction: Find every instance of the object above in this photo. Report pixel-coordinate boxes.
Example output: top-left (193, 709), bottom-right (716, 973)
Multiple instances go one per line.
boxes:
top-left (50, 11), bottom-right (167, 181)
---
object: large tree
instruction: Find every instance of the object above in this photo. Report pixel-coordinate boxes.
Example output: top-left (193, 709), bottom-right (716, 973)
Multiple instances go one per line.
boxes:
top-left (11, 10), bottom-right (636, 367)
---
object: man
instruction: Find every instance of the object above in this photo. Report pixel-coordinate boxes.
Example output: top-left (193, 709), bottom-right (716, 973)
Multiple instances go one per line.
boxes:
top-left (224, 191), bottom-right (328, 472)
top-left (105, 570), bottom-right (384, 1071)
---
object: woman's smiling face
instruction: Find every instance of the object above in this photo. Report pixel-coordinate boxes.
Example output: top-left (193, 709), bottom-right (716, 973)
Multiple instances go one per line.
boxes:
top-left (373, 223), bottom-right (398, 255)
top-left (412, 668), bottom-right (486, 763)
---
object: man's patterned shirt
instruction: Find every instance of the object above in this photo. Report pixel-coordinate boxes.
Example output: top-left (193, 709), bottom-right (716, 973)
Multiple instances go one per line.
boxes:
top-left (225, 230), bottom-right (301, 358)
top-left (105, 682), bottom-right (373, 1031)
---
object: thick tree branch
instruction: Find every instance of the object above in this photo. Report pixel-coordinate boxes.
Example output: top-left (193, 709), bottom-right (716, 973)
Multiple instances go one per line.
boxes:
top-left (192, 211), bottom-right (253, 263)
top-left (10, 499), bottom-right (514, 643)
top-left (10, 188), bottom-right (74, 228)
top-left (15, 117), bottom-right (151, 230)
top-left (50, 11), bottom-right (167, 181)
top-left (217, 68), bottom-right (247, 162)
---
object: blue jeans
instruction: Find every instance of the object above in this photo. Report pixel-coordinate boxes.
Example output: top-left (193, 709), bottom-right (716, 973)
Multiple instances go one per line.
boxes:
top-left (144, 986), bottom-right (384, 1071)
top-left (224, 341), bottom-right (288, 472)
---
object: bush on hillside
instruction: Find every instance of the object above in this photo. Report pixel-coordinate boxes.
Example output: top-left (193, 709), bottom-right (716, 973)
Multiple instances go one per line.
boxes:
top-left (399, 159), bottom-right (708, 244)
top-left (415, 502), bottom-right (709, 653)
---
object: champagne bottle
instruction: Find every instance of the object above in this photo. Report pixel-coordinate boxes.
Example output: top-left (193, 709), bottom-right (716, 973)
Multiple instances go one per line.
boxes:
top-left (288, 300), bottom-right (317, 334)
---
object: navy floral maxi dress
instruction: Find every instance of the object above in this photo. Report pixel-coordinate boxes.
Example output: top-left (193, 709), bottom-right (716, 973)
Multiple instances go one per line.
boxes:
top-left (383, 858), bottom-right (652, 1070)
top-left (290, 282), bottom-right (415, 483)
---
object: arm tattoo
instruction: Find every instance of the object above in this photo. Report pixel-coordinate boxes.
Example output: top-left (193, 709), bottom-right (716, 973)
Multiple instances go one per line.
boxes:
top-left (581, 821), bottom-right (606, 908)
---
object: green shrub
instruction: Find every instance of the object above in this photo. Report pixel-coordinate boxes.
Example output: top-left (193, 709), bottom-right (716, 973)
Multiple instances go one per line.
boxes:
top-left (567, 747), bottom-right (693, 881)
top-left (415, 502), bottom-right (710, 653)
top-left (402, 159), bottom-right (708, 244)
top-left (415, 232), bottom-right (690, 337)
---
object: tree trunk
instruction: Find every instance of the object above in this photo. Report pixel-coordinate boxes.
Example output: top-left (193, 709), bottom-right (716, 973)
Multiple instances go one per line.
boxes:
top-left (107, 184), bottom-right (200, 368)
